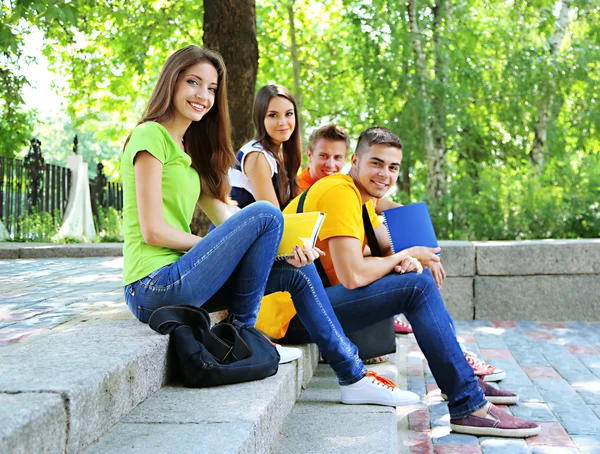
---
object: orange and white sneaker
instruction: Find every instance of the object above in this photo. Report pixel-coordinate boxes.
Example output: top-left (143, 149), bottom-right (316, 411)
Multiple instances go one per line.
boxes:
top-left (340, 370), bottom-right (420, 406)
top-left (464, 351), bottom-right (506, 382)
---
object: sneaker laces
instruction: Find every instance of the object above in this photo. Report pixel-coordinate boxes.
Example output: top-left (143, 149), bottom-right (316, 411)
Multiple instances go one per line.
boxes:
top-left (365, 370), bottom-right (396, 390)
top-left (395, 320), bottom-right (410, 329)
top-left (464, 351), bottom-right (494, 372)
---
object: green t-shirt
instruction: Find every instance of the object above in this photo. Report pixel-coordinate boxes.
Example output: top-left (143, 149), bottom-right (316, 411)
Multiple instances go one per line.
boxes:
top-left (121, 121), bottom-right (201, 285)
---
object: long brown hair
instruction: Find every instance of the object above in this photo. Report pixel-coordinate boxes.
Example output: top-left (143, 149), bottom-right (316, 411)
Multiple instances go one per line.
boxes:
top-left (252, 85), bottom-right (302, 208)
top-left (129, 45), bottom-right (234, 203)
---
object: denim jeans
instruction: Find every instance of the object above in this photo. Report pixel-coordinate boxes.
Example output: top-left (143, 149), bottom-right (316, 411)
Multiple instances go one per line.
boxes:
top-left (123, 201), bottom-right (283, 326)
top-left (266, 261), bottom-right (366, 386)
top-left (283, 270), bottom-right (487, 418)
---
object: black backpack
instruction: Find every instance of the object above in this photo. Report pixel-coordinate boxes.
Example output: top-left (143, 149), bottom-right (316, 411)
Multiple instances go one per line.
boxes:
top-left (149, 305), bottom-right (280, 387)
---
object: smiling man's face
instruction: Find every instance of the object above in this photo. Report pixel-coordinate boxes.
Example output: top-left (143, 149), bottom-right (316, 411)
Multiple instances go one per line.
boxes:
top-left (351, 143), bottom-right (402, 201)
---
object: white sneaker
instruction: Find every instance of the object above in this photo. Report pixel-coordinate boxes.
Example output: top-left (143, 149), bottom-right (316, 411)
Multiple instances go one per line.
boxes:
top-left (340, 370), bottom-right (420, 407)
top-left (275, 344), bottom-right (302, 364)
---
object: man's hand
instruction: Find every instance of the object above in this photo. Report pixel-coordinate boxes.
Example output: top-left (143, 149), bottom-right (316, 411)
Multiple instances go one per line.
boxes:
top-left (430, 261), bottom-right (446, 289)
top-left (286, 244), bottom-right (326, 268)
top-left (394, 255), bottom-right (423, 274)
top-left (405, 246), bottom-right (441, 268)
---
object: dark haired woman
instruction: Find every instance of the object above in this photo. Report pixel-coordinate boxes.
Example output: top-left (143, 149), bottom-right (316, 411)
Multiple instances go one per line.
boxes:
top-left (229, 84), bottom-right (302, 210)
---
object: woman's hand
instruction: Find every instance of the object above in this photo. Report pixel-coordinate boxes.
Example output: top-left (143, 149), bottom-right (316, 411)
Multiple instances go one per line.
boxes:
top-left (405, 246), bottom-right (441, 268)
top-left (394, 255), bottom-right (423, 274)
top-left (286, 244), bottom-right (326, 268)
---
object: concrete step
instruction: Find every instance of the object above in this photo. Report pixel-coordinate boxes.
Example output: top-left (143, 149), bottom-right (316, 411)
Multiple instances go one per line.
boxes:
top-left (0, 305), bottom-right (169, 453)
top-left (84, 344), bottom-right (319, 454)
top-left (0, 242), bottom-right (123, 259)
top-left (272, 337), bottom-right (416, 454)
top-left (1, 296), bottom-right (320, 454)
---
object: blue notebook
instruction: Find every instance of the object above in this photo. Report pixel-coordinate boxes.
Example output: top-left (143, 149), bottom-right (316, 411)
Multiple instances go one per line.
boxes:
top-left (382, 202), bottom-right (440, 255)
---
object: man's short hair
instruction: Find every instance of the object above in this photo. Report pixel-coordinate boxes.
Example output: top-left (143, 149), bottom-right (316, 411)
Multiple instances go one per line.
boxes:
top-left (307, 124), bottom-right (350, 153)
top-left (355, 126), bottom-right (403, 156)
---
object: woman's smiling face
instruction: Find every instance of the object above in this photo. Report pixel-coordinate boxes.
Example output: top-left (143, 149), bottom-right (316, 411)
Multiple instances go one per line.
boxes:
top-left (263, 96), bottom-right (296, 147)
top-left (172, 62), bottom-right (219, 123)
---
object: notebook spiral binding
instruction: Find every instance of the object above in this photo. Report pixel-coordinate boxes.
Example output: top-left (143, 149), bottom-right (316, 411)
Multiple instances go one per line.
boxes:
top-left (382, 214), bottom-right (397, 255)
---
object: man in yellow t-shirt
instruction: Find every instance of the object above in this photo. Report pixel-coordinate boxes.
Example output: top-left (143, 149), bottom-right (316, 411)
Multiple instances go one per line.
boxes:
top-left (280, 126), bottom-right (539, 437)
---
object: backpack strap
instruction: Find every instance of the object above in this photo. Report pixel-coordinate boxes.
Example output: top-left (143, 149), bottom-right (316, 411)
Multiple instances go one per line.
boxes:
top-left (296, 187), bottom-right (330, 288)
top-left (148, 305), bottom-right (211, 335)
top-left (362, 204), bottom-right (383, 257)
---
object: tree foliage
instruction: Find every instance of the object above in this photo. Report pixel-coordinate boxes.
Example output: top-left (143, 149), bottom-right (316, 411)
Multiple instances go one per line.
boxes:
top-left (2, 0), bottom-right (599, 239)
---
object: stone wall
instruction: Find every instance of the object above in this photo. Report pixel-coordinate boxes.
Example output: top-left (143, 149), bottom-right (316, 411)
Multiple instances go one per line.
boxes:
top-left (438, 239), bottom-right (600, 321)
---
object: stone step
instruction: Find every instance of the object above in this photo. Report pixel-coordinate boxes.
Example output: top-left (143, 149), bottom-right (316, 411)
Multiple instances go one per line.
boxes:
top-left (0, 305), bottom-right (169, 453)
top-left (273, 337), bottom-right (415, 454)
top-left (84, 344), bottom-right (319, 454)
top-left (1, 298), bottom-right (320, 454)
top-left (0, 242), bottom-right (123, 259)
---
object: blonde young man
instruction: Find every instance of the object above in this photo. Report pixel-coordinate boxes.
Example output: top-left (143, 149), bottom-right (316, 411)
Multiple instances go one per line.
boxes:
top-left (297, 124), bottom-right (505, 382)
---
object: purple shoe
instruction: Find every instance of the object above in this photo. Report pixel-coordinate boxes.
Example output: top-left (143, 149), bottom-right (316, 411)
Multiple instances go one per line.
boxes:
top-left (450, 403), bottom-right (540, 438)
top-left (478, 379), bottom-right (518, 405)
top-left (441, 379), bottom-right (519, 405)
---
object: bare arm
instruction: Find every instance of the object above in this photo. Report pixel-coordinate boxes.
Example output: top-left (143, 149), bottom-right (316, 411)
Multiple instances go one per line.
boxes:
top-left (328, 236), bottom-right (413, 289)
top-left (197, 191), bottom-right (236, 227)
top-left (134, 151), bottom-right (201, 251)
top-left (375, 198), bottom-right (401, 215)
top-left (244, 152), bottom-right (280, 208)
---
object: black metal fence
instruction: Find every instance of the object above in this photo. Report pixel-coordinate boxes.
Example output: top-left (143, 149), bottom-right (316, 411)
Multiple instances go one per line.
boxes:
top-left (0, 138), bottom-right (122, 238)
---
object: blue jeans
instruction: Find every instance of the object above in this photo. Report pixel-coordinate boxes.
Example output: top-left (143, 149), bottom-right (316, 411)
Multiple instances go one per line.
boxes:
top-left (123, 201), bottom-right (283, 326)
top-left (266, 262), bottom-right (366, 386)
top-left (283, 271), bottom-right (487, 419)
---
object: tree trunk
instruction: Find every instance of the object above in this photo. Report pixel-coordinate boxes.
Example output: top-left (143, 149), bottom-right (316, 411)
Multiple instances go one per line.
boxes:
top-left (407, 0), bottom-right (437, 202)
top-left (203, 0), bottom-right (258, 151)
top-left (287, 0), bottom-right (303, 136)
top-left (191, 0), bottom-right (258, 236)
top-left (430, 0), bottom-right (449, 203)
top-left (530, 0), bottom-right (572, 173)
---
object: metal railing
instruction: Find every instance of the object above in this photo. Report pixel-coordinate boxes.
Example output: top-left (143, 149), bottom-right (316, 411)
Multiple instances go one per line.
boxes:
top-left (0, 137), bottom-right (123, 238)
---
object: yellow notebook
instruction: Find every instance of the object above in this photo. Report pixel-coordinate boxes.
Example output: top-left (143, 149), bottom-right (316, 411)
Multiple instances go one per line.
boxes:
top-left (276, 212), bottom-right (326, 260)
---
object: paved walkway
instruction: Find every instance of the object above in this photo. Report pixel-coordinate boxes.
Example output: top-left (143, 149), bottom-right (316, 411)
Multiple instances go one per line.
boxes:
top-left (2, 257), bottom-right (600, 452)
top-left (0, 257), bottom-right (124, 346)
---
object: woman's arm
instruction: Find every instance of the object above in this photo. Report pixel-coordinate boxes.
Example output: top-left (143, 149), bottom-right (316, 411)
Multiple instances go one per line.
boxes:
top-left (244, 152), bottom-right (281, 208)
top-left (197, 191), bottom-right (238, 226)
top-left (135, 151), bottom-right (202, 251)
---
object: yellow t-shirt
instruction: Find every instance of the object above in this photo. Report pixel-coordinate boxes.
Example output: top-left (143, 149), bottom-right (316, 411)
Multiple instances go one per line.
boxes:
top-left (285, 174), bottom-right (381, 286)
top-left (256, 174), bottom-right (380, 338)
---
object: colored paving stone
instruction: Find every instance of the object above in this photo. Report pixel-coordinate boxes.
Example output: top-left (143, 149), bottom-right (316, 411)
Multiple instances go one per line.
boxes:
top-left (433, 445), bottom-right (482, 453)
top-left (572, 435), bottom-right (600, 453)
top-left (523, 367), bottom-right (562, 380)
top-left (479, 437), bottom-right (531, 454)
top-left (432, 433), bottom-right (479, 445)
top-left (407, 432), bottom-right (433, 454)
top-left (567, 345), bottom-right (600, 356)
top-left (480, 348), bottom-right (515, 360)
top-left (540, 322), bottom-right (569, 330)
top-left (409, 409), bottom-right (431, 432)
top-left (491, 320), bottom-right (518, 329)
top-left (527, 331), bottom-right (555, 341)
top-left (527, 422), bottom-right (577, 448)
top-left (510, 403), bottom-right (559, 422)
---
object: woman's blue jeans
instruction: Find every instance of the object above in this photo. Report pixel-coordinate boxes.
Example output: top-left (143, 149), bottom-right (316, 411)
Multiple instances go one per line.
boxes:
top-left (266, 261), bottom-right (367, 386)
top-left (123, 201), bottom-right (283, 326)
top-left (280, 270), bottom-right (487, 419)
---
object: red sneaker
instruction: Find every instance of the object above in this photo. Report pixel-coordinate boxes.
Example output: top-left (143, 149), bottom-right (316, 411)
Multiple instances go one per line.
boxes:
top-left (464, 351), bottom-right (506, 382)
top-left (394, 319), bottom-right (414, 334)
